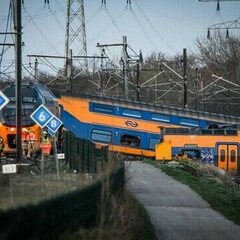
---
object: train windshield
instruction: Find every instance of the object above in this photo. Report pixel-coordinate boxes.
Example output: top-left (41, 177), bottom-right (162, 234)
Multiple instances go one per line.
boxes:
top-left (2, 105), bottom-right (35, 126)
top-left (4, 86), bottom-right (38, 104)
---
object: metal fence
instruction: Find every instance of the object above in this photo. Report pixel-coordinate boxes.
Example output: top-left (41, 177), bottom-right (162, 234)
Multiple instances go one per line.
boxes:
top-left (0, 131), bottom-right (125, 240)
top-left (63, 130), bottom-right (108, 173)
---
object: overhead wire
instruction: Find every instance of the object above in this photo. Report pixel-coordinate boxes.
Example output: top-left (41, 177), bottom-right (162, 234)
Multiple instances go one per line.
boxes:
top-left (1, 61), bottom-right (14, 74)
top-left (86, 6), bottom-right (103, 25)
top-left (0, 1), bottom-right (12, 71)
top-left (46, 2), bottom-right (65, 32)
top-left (132, 0), bottom-right (177, 53)
top-left (23, 5), bottom-right (61, 55)
top-left (129, 7), bottom-right (158, 51)
top-left (88, 7), bottom-right (126, 44)
top-left (42, 57), bottom-right (59, 73)
top-left (104, 9), bottom-right (124, 36)
top-left (22, 63), bottom-right (35, 82)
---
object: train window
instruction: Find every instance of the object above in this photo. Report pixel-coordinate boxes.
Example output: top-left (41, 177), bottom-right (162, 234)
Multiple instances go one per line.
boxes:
top-left (149, 138), bottom-right (160, 149)
top-left (45, 97), bottom-right (54, 106)
top-left (182, 149), bottom-right (201, 159)
top-left (230, 150), bottom-right (236, 163)
top-left (120, 134), bottom-right (140, 147)
top-left (220, 149), bottom-right (225, 162)
top-left (91, 129), bottom-right (112, 143)
top-left (180, 118), bottom-right (199, 127)
top-left (3, 105), bottom-right (36, 126)
top-left (4, 87), bottom-right (37, 103)
top-left (213, 129), bottom-right (225, 135)
top-left (122, 109), bottom-right (142, 118)
top-left (151, 113), bottom-right (170, 122)
top-left (92, 104), bottom-right (114, 114)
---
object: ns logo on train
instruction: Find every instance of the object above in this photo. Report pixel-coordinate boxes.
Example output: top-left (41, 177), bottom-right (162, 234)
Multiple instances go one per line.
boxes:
top-left (125, 120), bottom-right (138, 128)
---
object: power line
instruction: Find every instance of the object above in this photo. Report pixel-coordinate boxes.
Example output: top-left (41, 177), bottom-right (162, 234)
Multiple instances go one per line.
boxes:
top-left (104, 7), bottom-right (124, 36)
top-left (199, 0), bottom-right (240, 11)
top-left (47, 3), bottom-right (65, 32)
top-left (0, 1), bottom-right (13, 72)
top-left (132, 0), bottom-right (177, 53)
top-left (23, 5), bottom-right (61, 55)
top-left (129, 7), bottom-right (158, 51)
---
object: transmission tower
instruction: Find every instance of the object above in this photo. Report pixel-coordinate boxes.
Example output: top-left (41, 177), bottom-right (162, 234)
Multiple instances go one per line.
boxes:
top-left (199, 0), bottom-right (240, 11)
top-left (65, 0), bottom-right (88, 74)
top-left (207, 17), bottom-right (240, 38)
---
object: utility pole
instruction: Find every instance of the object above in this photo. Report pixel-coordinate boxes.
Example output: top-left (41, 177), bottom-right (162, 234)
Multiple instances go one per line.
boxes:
top-left (14, 0), bottom-right (22, 162)
top-left (122, 36), bottom-right (129, 100)
top-left (136, 62), bottom-right (140, 101)
top-left (136, 50), bottom-right (142, 101)
top-left (195, 68), bottom-right (199, 110)
top-left (66, 48), bottom-right (72, 89)
top-left (97, 37), bottom-right (131, 99)
top-left (34, 58), bottom-right (38, 80)
top-left (182, 48), bottom-right (188, 109)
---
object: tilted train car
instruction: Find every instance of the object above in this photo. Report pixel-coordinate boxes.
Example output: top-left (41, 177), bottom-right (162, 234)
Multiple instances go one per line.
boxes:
top-left (0, 81), bottom-right (59, 156)
top-left (58, 94), bottom-right (240, 170)
top-left (156, 127), bottom-right (240, 173)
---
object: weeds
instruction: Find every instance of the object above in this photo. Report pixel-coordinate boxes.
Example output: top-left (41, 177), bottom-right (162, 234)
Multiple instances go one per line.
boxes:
top-left (60, 189), bottom-right (157, 240)
top-left (157, 161), bottom-right (240, 225)
top-left (60, 156), bottom-right (157, 240)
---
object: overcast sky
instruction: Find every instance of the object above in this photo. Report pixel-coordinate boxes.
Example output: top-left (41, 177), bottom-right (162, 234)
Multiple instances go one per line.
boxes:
top-left (0, 0), bottom-right (240, 75)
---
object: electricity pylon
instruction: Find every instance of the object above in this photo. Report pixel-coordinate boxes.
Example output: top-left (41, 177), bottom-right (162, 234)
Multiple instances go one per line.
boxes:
top-left (65, 0), bottom-right (88, 76)
top-left (199, 0), bottom-right (240, 11)
top-left (199, 0), bottom-right (240, 37)
top-left (207, 17), bottom-right (240, 38)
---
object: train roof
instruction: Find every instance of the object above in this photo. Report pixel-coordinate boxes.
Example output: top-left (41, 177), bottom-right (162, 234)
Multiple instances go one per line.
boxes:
top-left (4, 81), bottom-right (57, 100)
top-left (58, 92), bottom-right (240, 126)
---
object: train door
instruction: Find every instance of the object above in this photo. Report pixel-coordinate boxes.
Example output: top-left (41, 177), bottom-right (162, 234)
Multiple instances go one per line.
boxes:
top-left (217, 144), bottom-right (238, 172)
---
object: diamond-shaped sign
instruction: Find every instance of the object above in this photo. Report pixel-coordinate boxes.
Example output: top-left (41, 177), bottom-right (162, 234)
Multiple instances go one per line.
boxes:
top-left (0, 90), bottom-right (9, 110)
top-left (46, 115), bottom-right (63, 134)
top-left (48, 128), bottom-right (56, 137)
top-left (30, 104), bottom-right (53, 128)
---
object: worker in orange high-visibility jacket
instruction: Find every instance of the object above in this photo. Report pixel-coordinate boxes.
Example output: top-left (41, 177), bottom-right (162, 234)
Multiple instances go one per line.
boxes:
top-left (41, 130), bottom-right (52, 155)
top-left (27, 130), bottom-right (38, 158)
top-left (22, 130), bottom-right (29, 156)
top-left (0, 137), bottom-right (4, 159)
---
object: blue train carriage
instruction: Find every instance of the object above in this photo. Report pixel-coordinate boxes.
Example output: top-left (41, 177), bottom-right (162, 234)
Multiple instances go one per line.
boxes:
top-left (156, 126), bottom-right (240, 174)
top-left (58, 94), bottom-right (240, 163)
top-left (0, 81), bottom-right (59, 155)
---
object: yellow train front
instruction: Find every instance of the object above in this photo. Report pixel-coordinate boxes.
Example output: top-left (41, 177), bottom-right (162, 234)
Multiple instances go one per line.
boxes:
top-left (155, 127), bottom-right (240, 174)
top-left (0, 81), bottom-right (58, 157)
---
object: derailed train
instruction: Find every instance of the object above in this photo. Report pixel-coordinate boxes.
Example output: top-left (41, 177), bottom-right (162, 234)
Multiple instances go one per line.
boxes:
top-left (58, 94), bottom-right (240, 174)
top-left (1, 82), bottom-right (239, 174)
top-left (0, 81), bottom-right (59, 156)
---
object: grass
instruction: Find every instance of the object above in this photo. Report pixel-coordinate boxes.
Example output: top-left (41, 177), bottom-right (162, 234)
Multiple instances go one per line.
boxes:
top-left (59, 189), bottom-right (157, 240)
top-left (0, 155), bottom-right (157, 240)
top-left (152, 160), bottom-right (240, 225)
top-left (0, 172), bottom-right (96, 210)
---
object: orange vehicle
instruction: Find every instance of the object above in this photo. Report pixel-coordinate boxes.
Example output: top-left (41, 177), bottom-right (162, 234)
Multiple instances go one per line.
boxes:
top-left (156, 127), bottom-right (240, 174)
top-left (0, 81), bottom-right (58, 157)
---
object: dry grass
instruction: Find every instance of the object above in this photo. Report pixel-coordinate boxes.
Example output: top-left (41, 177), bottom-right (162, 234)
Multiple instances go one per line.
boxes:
top-left (0, 172), bottom-right (96, 210)
top-left (190, 160), bottom-right (234, 184)
top-left (59, 155), bottom-right (156, 240)
top-left (60, 189), bottom-right (156, 240)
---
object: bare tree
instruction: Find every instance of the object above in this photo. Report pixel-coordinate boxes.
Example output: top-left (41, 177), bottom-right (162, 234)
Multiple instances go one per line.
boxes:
top-left (195, 32), bottom-right (240, 116)
top-left (196, 32), bottom-right (240, 85)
